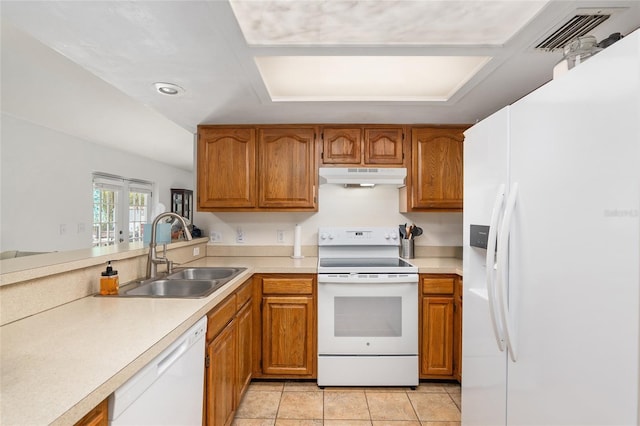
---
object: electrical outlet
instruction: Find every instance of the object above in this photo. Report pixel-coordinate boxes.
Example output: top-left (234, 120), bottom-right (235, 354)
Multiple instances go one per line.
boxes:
top-left (59, 224), bottom-right (67, 235)
top-left (193, 247), bottom-right (200, 256)
top-left (276, 229), bottom-right (285, 243)
top-left (210, 231), bottom-right (222, 243)
top-left (236, 228), bottom-right (245, 243)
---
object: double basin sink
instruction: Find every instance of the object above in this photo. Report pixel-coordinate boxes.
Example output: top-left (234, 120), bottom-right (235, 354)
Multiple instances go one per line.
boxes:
top-left (117, 267), bottom-right (247, 299)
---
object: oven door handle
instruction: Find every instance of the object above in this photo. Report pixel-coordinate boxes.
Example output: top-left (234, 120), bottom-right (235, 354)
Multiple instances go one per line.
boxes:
top-left (318, 274), bottom-right (419, 284)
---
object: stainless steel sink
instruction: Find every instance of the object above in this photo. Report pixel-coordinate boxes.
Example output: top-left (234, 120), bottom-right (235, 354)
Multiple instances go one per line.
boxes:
top-left (167, 267), bottom-right (246, 281)
top-left (123, 279), bottom-right (223, 298)
top-left (110, 267), bottom-right (247, 298)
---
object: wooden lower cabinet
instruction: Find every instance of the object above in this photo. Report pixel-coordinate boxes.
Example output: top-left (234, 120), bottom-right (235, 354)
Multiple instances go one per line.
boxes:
top-left (236, 300), bottom-right (253, 400)
top-left (74, 398), bottom-right (108, 426)
top-left (255, 274), bottom-right (316, 378)
top-left (204, 279), bottom-right (253, 426)
top-left (206, 321), bottom-right (236, 426)
top-left (422, 296), bottom-right (454, 376)
top-left (262, 296), bottom-right (314, 376)
top-left (420, 274), bottom-right (462, 381)
top-left (453, 277), bottom-right (463, 382)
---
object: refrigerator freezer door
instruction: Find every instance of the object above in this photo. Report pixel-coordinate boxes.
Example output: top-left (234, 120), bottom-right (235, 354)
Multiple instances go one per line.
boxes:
top-left (462, 106), bottom-right (510, 426)
top-left (506, 31), bottom-right (640, 425)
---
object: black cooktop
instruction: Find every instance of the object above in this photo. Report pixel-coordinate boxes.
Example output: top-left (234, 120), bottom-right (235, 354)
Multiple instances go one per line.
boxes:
top-left (319, 257), bottom-right (415, 269)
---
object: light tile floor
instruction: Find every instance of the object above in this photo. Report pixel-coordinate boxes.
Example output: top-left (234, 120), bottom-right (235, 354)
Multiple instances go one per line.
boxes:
top-left (233, 380), bottom-right (461, 426)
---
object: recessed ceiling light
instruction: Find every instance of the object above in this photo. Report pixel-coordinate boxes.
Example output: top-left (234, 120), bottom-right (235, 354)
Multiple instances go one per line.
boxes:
top-left (153, 82), bottom-right (185, 96)
top-left (254, 56), bottom-right (491, 102)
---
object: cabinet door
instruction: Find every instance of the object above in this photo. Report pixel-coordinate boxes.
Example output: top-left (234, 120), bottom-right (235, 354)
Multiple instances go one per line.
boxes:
top-left (206, 322), bottom-right (236, 426)
top-left (322, 127), bottom-right (362, 164)
top-left (262, 296), bottom-right (315, 376)
top-left (198, 127), bottom-right (256, 209)
top-left (421, 296), bottom-right (454, 377)
top-left (236, 300), bottom-right (253, 402)
top-left (453, 278), bottom-right (463, 382)
top-left (364, 127), bottom-right (404, 165)
top-left (411, 127), bottom-right (464, 210)
top-left (74, 398), bottom-right (108, 426)
top-left (257, 128), bottom-right (317, 209)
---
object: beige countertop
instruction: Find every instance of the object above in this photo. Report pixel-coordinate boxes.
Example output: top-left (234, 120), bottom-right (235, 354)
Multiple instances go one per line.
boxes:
top-left (0, 255), bottom-right (460, 425)
top-left (407, 257), bottom-right (463, 275)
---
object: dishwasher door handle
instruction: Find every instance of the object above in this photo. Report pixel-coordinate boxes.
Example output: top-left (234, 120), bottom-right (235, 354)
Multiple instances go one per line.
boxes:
top-left (157, 338), bottom-right (189, 376)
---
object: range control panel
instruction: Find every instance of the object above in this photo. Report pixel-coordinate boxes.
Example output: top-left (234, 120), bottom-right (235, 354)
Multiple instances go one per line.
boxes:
top-left (318, 227), bottom-right (400, 246)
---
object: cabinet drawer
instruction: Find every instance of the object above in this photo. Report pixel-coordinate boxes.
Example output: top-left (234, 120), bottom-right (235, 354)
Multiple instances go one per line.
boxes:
top-left (422, 277), bottom-right (455, 295)
top-left (262, 277), bottom-right (314, 295)
top-left (207, 294), bottom-right (236, 341)
top-left (236, 279), bottom-right (253, 308)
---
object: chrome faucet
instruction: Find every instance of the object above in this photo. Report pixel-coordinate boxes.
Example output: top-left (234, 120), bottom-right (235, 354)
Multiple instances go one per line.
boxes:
top-left (146, 212), bottom-right (193, 279)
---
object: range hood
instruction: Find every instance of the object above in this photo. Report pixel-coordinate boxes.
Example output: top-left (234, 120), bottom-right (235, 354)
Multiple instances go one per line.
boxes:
top-left (319, 167), bottom-right (407, 186)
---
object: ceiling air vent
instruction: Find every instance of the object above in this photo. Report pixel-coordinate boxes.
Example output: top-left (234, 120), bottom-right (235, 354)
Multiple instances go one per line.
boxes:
top-left (535, 13), bottom-right (610, 51)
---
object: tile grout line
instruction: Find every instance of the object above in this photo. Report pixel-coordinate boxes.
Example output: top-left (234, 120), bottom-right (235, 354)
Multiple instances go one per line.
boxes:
top-left (362, 389), bottom-right (373, 423)
top-left (274, 387), bottom-right (282, 423)
top-left (405, 389), bottom-right (422, 423)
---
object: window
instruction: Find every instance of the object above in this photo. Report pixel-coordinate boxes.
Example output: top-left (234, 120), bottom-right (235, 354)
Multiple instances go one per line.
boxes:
top-left (93, 173), bottom-right (153, 247)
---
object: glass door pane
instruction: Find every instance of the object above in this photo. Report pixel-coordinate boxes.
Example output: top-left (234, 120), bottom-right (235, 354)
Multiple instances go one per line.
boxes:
top-left (334, 296), bottom-right (402, 337)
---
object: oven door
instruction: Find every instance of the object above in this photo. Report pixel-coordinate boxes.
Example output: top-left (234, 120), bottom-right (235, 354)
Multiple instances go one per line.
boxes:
top-left (317, 274), bottom-right (418, 355)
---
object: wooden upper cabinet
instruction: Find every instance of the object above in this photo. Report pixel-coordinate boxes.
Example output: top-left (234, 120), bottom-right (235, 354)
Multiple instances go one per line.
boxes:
top-left (321, 125), bottom-right (405, 166)
top-left (197, 125), bottom-right (318, 211)
top-left (364, 127), bottom-right (404, 165)
top-left (258, 127), bottom-right (317, 209)
top-left (197, 127), bottom-right (256, 209)
top-left (322, 127), bottom-right (362, 164)
top-left (401, 126), bottom-right (465, 211)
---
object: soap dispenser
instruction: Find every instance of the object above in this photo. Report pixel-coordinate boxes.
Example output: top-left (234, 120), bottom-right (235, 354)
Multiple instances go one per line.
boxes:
top-left (100, 261), bottom-right (119, 295)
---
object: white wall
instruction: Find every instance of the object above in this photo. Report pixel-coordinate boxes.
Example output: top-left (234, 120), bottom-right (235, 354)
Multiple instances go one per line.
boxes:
top-left (194, 184), bottom-right (462, 248)
top-left (0, 114), bottom-right (194, 253)
top-left (1, 113), bottom-right (462, 253)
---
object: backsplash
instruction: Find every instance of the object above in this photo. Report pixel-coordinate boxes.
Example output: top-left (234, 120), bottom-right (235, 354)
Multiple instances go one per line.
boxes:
top-left (205, 245), bottom-right (461, 259)
top-left (195, 184), bottom-right (463, 247)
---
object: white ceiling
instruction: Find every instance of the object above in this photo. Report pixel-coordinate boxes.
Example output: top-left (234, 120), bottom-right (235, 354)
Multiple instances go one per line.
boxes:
top-left (1, 1), bottom-right (639, 172)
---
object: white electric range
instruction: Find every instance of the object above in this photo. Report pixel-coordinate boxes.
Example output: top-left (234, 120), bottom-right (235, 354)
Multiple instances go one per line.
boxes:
top-left (317, 227), bottom-right (419, 387)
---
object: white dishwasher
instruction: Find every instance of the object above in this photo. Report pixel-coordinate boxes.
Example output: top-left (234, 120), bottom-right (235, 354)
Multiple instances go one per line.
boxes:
top-left (109, 316), bottom-right (207, 425)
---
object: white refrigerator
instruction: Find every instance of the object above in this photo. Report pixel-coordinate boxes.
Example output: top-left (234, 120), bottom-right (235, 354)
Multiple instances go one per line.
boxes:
top-left (462, 29), bottom-right (639, 425)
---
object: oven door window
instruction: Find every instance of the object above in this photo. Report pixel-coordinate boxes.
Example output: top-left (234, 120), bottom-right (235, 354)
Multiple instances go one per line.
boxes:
top-left (335, 296), bottom-right (401, 337)
top-left (318, 281), bottom-right (418, 355)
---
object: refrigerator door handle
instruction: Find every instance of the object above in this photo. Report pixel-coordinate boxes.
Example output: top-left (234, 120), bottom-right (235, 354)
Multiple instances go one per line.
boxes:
top-left (497, 182), bottom-right (518, 362)
top-left (486, 184), bottom-right (506, 351)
